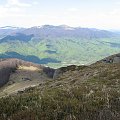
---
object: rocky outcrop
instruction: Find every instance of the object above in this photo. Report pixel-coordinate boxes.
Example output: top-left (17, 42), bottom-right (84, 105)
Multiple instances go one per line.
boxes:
top-left (101, 53), bottom-right (120, 63)
top-left (43, 67), bottom-right (55, 78)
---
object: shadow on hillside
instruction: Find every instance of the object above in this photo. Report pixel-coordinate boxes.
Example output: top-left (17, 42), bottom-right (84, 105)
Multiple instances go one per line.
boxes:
top-left (0, 52), bottom-right (61, 64)
top-left (0, 33), bottom-right (34, 43)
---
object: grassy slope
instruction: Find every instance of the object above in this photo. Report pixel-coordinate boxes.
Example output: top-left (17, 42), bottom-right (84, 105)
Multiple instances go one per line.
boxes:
top-left (0, 64), bottom-right (52, 98)
top-left (0, 62), bottom-right (120, 120)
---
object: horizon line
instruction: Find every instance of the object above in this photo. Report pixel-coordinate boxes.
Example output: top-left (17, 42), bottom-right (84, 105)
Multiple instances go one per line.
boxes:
top-left (0, 24), bottom-right (119, 31)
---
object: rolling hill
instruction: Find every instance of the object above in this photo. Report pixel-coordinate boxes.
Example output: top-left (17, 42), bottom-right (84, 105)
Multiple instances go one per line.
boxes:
top-left (0, 25), bottom-right (120, 68)
top-left (0, 58), bottom-right (55, 97)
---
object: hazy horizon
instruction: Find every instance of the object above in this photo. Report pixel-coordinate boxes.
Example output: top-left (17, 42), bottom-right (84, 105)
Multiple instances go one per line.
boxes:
top-left (0, 24), bottom-right (120, 31)
top-left (0, 0), bottom-right (120, 30)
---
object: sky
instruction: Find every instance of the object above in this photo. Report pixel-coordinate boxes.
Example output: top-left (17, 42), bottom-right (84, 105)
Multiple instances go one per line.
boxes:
top-left (0, 0), bottom-right (120, 29)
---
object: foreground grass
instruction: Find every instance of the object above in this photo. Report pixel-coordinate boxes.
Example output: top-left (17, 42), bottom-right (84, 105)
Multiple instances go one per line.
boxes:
top-left (0, 63), bottom-right (120, 120)
top-left (0, 85), bottom-right (120, 120)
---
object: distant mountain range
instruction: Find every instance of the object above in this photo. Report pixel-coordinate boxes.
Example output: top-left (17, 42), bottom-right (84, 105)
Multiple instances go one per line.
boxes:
top-left (0, 25), bottom-right (117, 38)
top-left (0, 25), bottom-right (120, 67)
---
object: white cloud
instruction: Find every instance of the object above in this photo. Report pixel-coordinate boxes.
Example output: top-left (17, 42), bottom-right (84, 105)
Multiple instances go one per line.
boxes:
top-left (6, 0), bottom-right (31, 7)
top-left (0, 0), bottom-right (32, 18)
top-left (109, 9), bottom-right (120, 16)
top-left (67, 8), bottom-right (79, 12)
top-left (115, 1), bottom-right (120, 5)
top-left (33, 1), bottom-right (38, 5)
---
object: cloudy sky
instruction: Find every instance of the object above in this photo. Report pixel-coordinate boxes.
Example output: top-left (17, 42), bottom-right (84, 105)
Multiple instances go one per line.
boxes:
top-left (0, 0), bottom-right (120, 29)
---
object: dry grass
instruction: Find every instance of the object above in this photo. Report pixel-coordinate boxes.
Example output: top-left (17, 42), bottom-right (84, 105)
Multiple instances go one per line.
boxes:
top-left (18, 66), bottom-right (40, 71)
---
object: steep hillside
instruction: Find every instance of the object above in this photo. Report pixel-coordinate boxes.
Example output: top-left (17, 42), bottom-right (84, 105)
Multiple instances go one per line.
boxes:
top-left (0, 25), bottom-right (120, 68)
top-left (0, 58), bottom-right (55, 97)
top-left (0, 54), bottom-right (120, 120)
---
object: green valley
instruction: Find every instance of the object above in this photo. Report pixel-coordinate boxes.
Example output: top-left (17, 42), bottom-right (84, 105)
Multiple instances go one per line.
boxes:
top-left (0, 37), bottom-right (120, 68)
